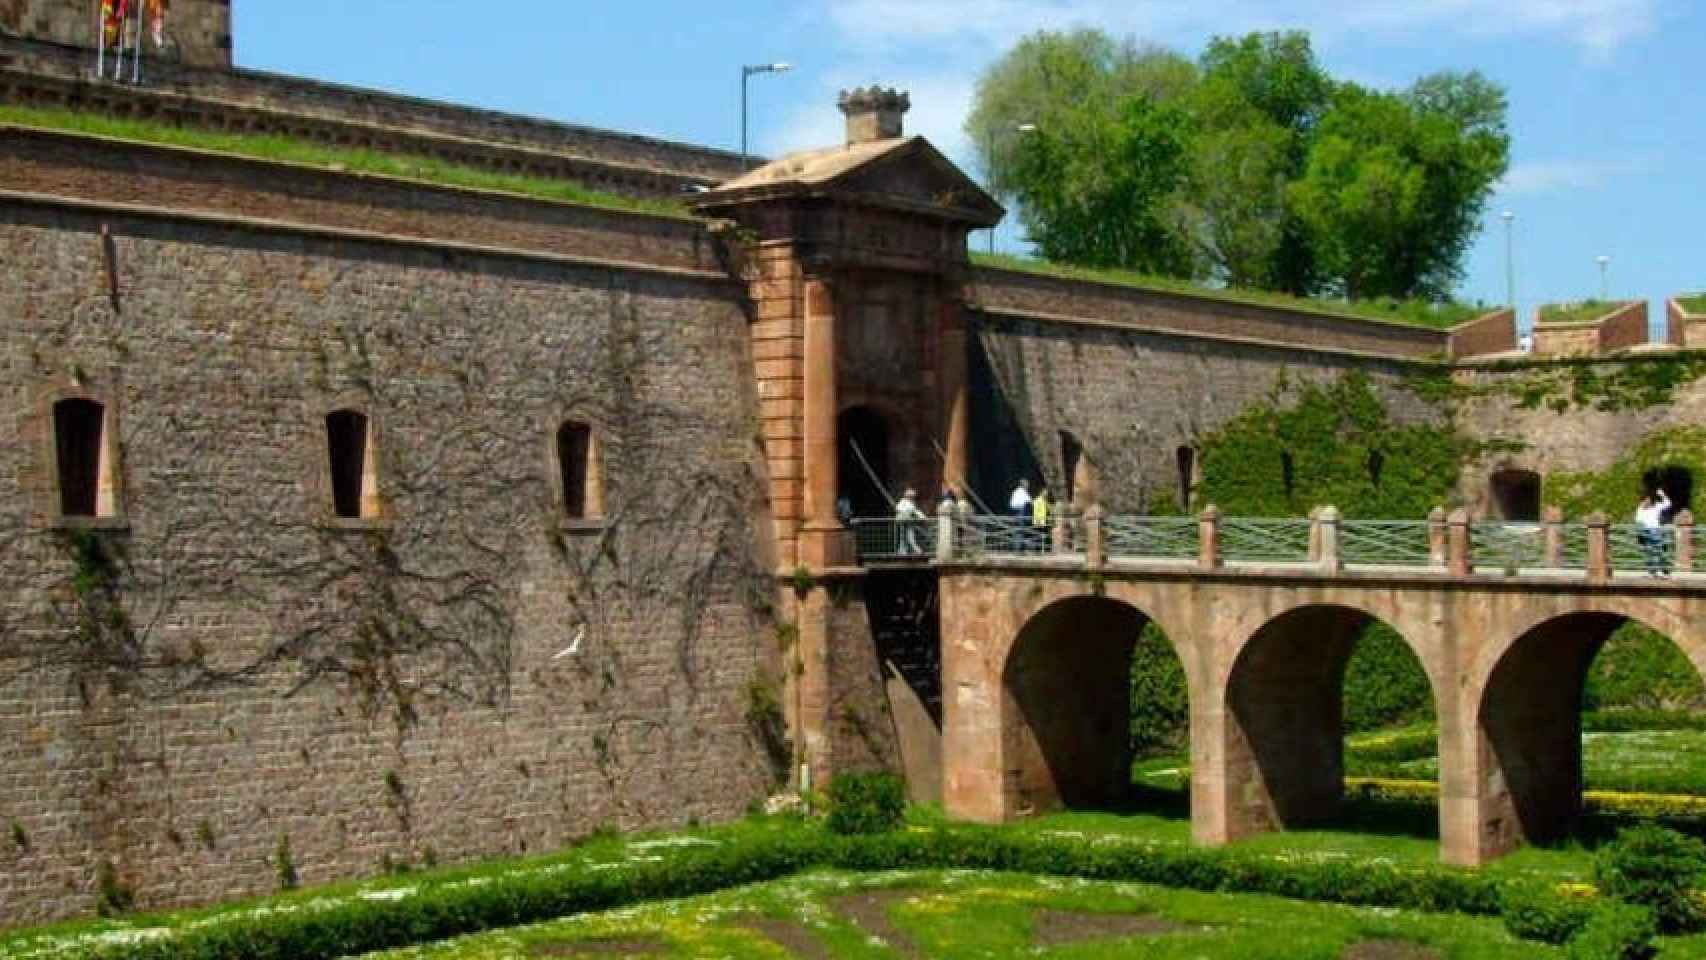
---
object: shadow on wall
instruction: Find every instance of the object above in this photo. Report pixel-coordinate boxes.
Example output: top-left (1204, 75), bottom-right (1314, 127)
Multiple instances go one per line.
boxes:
top-left (968, 329), bottom-right (1042, 512)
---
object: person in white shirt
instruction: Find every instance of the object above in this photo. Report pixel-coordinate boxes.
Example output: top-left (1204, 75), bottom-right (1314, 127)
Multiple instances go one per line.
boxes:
top-left (1009, 479), bottom-right (1032, 518)
top-left (894, 488), bottom-right (926, 555)
top-left (1635, 488), bottom-right (1671, 577)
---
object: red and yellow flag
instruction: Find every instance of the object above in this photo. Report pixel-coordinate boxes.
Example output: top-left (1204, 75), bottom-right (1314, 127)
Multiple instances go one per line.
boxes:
top-left (101, 0), bottom-right (129, 47)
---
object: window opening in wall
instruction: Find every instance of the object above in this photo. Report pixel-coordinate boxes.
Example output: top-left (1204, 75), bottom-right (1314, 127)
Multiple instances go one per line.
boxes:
top-left (1644, 465), bottom-right (1694, 523)
top-left (1280, 450), bottom-right (1296, 500)
top-left (1367, 449), bottom-right (1386, 489)
top-left (54, 398), bottom-right (105, 517)
top-left (1489, 468), bottom-right (1541, 523)
top-left (1060, 431), bottom-right (1083, 506)
top-left (1175, 446), bottom-right (1196, 511)
top-left (326, 409), bottom-right (370, 519)
top-left (558, 421), bottom-right (596, 519)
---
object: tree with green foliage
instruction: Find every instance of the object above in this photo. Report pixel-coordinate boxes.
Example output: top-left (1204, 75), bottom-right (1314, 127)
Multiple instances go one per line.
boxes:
top-left (1289, 72), bottom-right (1509, 300)
top-left (967, 28), bottom-right (1509, 302)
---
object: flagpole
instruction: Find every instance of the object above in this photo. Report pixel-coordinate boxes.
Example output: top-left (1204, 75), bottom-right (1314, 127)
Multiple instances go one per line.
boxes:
top-left (96, 1), bottom-right (107, 79)
top-left (130, 0), bottom-right (142, 83)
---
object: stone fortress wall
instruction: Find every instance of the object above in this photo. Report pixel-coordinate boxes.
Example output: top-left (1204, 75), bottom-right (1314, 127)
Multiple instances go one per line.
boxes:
top-left (1, 1), bottom-right (1702, 924)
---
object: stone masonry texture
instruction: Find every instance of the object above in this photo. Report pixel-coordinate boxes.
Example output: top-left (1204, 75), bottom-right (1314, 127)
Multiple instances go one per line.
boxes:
top-left (0, 196), bottom-right (778, 923)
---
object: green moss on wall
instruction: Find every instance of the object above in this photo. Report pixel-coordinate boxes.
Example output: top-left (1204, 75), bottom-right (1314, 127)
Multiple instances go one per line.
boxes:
top-left (1197, 371), bottom-right (1467, 519)
top-left (1544, 427), bottom-right (1706, 520)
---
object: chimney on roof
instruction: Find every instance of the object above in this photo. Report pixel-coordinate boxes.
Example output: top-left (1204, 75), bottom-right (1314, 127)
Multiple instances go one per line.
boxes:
top-left (838, 87), bottom-right (910, 145)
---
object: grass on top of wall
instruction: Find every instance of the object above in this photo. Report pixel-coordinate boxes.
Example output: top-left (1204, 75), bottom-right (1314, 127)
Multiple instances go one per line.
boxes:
top-left (1539, 299), bottom-right (1621, 325)
top-left (1681, 294), bottom-right (1706, 315)
top-left (970, 252), bottom-right (1490, 331)
top-left (0, 103), bottom-right (693, 219)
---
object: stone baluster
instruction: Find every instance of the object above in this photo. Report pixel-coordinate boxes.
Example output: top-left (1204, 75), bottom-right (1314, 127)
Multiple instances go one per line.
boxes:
top-left (1677, 510), bottom-right (1695, 573)
top-left (1427, 506), bottom-right (1447, 567)
top-left (1585, 512), bottom-right (1610, 584)
top-left (1052, 503), bottom-right (1073, 554)
top-left (1542, 506), bottom-right (1564, 569)
top-left (956, 499), bottom-right (975, 557)
top-left (935, 507), bottom-right (956, 562)
top-left (1447, 508), bottom-right (1471, 577)
top-left (1083, 504), bottom-right (1105, 568)
top-left (1317, 505), bottom-right (1343, 574)
top-left (1199, 505), bottom-right (1222, 571)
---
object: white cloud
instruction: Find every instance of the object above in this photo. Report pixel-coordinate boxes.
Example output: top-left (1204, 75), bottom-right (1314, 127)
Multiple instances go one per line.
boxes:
top-left (1499, 155), bottom-right (1656, 195)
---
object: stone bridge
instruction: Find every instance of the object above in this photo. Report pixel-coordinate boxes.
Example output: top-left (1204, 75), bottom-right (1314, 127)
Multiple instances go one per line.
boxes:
top-left (900, 507), bottom-right (1706, 866)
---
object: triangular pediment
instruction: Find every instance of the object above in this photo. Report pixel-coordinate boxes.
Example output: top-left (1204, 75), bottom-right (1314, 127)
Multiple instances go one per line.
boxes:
top-left (696, 137), bottom-right (1004, 228)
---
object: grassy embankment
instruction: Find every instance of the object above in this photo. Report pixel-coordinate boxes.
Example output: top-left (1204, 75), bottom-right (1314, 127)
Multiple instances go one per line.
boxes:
top-left (0, 103), bottom-right (690, 218)
top-left (971, 252), bottom-right (1489, 331)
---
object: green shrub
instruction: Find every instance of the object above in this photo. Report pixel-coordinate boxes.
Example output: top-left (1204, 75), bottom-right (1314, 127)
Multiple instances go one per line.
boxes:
top-left (1342, 623), bottom-right (1436, 733)
top-left (1585, 623), bottom-right (1706, 712)
top-left (1500, 882), bottom-right (1595, 944)
top-left (1129, 622), bottom-right (1188, 757)
top-left (1593, 825), bottom-right (1706, 933)
top-left (824, 772), bottom-right (905, 835)
top-left (1565, 902), bottom-right (1657, 960)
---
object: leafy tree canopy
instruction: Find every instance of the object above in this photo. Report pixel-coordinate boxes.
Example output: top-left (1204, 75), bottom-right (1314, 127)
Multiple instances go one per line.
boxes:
top-left (966, 29), bottom-right (1510, 303)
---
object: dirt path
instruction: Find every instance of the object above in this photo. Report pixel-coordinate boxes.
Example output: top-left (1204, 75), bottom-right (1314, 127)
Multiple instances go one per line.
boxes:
top-left (829, 889), bottom-right (924, 958)
top-left (1341, 940), bottom-right (1443, 960)
top-left (1030, 908), bottom-right (1188, 946)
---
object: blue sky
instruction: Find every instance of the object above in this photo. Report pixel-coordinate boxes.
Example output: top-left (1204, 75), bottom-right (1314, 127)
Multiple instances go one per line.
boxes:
top-left (238, 1), bottom-right (1701, 329)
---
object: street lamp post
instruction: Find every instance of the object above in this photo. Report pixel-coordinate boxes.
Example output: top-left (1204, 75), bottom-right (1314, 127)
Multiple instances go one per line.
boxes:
top-left (1597, 255), bottom-right (1611, 301)
top-left (1500, 211), bottom-right (1515, 309)
top-left (740, 62), bottom-right (792, 163)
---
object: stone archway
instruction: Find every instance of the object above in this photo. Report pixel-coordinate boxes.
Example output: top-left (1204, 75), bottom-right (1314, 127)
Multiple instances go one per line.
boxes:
top-left (838, 406), bottom-right (892, 517)
top-left (1001, 595), bottom-right (1165, 815)
top-left (1211, 604), bottom-right (1438, 839)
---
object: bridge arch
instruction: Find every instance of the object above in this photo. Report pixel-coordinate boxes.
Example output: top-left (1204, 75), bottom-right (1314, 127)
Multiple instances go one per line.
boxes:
top-left (1466, 600), bottom-right (1706, 858)
top-left (1213, 602), bottom-right (1440, 836)
top-left (999, 593), bottom-right (1186, 815)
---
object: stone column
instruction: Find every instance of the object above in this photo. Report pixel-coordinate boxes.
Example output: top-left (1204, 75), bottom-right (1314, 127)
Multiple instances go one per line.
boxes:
top-left (1316, 506), bottom-right (1343, 574)
top-left (1447, 508), bottom-right (1471, 577)
top-left (939, 295), bottom-right (971, 499)
top-left (1427, 507), bottom-right (1447, 567)
top-left (1199, 505), bottom-right (1222, 570)
top-left (798, 273), bottom-right (845, 568)
top-left (1585, 512), bottom-right (1610, 584)
top-left (1083, 505), bottom-right (1105, 567)
top-left (935, 508), bottom-right (956, 563)
top-left (1677, 510), bottom-right (1695, 573)
top-left (1542, 506), bottom-right (1564, 568)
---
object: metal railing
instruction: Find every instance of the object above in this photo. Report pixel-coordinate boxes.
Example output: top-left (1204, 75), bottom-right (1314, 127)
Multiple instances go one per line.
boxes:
top-left (850, 517), bottom-right (936, 561)
top-left (1220, 517), bottom-right (1311, 564)
top-left (1340, 521), bottom-right (1433, 567)
top-left (1103, 515), bottom-right (1198, 560)
top-left (864, 507), bottom-right (1696, 581)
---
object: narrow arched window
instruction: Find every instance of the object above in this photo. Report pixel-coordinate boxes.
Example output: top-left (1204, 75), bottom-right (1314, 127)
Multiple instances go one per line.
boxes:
top-left (1175, 446), bottom-right (1196, 511)
top-left (557, 421), bottom-right (601, 519)
top-left (326, 409), bottom-right (373, 519)
top-left (1367, 450), bottom-right (1386, 489)
top-left (54, 398), bottom-right (106, 517)
top-left (1281, 450), bottom-right (1296, 500)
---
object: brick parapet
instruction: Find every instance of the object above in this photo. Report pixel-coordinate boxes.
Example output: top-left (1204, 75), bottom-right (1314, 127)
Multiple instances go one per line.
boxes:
top-left (1446, 308), bottom-right (1517, 360)
top-left (1532, 300), bottom-right (1649, 357)
top-left (1668, 298), bottom-right (1706, 349)
top-left (969, 265), bottom-right (1450, 361)
top-left (0, 125), bottom-right (726, 274)
top-left (0, 38), bottom-right (751, 196)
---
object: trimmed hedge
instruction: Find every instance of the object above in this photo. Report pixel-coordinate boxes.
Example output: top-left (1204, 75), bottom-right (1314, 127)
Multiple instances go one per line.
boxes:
top-left (825, 772), bottom-right (905, 835)
top-left (68, 825), bottom-right (1508, 960)
top-left (1566, 903), bottom-right (1658, 960)
top-left (1501, 882), bottom-right (1596, 944)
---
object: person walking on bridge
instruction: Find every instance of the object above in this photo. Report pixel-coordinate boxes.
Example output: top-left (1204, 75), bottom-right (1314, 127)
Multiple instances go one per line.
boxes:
top-left (1031, 485), bottom-right (1051, 552)
top-left (895, 488), bottom-right (926, 555)
top-left (1636, 487), bottom-right (1672, 578)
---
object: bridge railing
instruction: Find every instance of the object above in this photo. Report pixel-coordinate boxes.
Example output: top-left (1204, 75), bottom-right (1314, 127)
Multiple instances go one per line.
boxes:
top-left (1102, 515), bottom-right (1198, 560)
top-left (850, 517), bottom-right (937, 561)
top-left (1340, 521), bottom-right (1434, 567)
top-left (906, 503), bottom-right (1697, 579)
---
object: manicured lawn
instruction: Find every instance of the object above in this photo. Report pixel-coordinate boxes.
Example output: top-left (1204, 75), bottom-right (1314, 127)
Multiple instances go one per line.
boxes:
top-left (1538, 300), bottom-right (1618, 325)
top-left (351, 868), bottom-right (1556, 959)
top-left (972, 252), bottom-right (1489, 331)
top-left (0, 104), bottom-right (690, 218)
top-left (1356, 728), bottom-right (1706, 796)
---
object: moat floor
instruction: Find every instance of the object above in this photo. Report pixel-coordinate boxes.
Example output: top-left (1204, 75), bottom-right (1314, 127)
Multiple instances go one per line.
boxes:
top-left (353, 869), bottom-right (1563, 960)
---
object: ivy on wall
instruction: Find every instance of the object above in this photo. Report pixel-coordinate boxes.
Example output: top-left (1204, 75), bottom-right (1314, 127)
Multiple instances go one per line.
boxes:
top-left (1197, 371), bottom-right (1467, 520)
top-left (1405, 354), bottom-right (1706, 416)
top-left (1545, 427), bottom-right (1706, 521)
